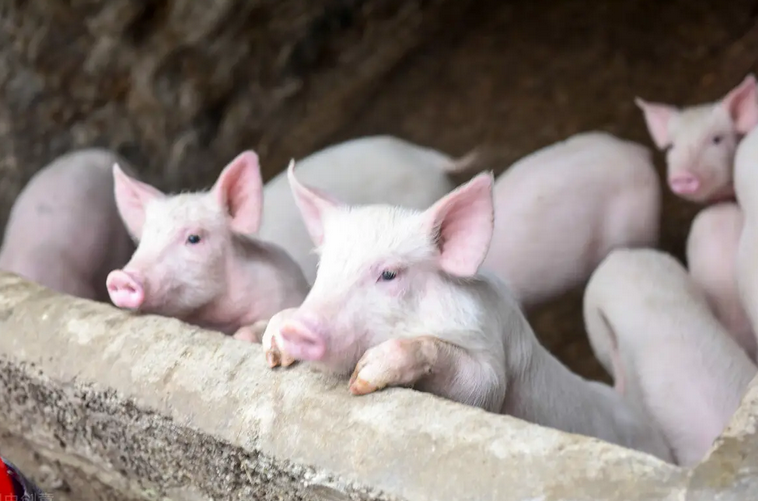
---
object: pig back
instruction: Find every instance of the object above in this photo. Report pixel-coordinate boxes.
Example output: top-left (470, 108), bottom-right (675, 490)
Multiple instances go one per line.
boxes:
top-left (0, 148), bottom-right (136, 300)
top-left (259, 135), bottom-right (459, 283)
top-left (483, 131), bottom-right (659, 307)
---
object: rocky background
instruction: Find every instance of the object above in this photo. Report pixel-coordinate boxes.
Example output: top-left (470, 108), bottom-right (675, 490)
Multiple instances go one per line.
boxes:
top-left (1, 0), bottom-right (758, 386)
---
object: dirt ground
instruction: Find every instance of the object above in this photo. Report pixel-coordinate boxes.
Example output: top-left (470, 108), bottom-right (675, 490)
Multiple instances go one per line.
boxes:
top-left (321, 0), bottom-right (758, 382)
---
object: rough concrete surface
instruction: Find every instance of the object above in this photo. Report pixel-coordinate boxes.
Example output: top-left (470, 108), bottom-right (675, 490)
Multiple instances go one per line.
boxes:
top-left (1, 273), bottom-right (758, 500)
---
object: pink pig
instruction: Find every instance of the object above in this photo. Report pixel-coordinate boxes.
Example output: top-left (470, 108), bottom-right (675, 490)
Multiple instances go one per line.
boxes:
top-left (635, 74), bottom-right (758, 203)
top-left (735, 125), bottom-right (758, 350)
top-left (0, 148), bottom-right (135, 302)
top-left (686, 202), bottom-right (756, 360)
top-left (584, 248), bottom-right (757, 466)
top-left (482, 131), bottom-right (661, 309)
top-left (261, 163), bottom-right (674, 462)
top-left (106, 151), bottom-right (309, 337)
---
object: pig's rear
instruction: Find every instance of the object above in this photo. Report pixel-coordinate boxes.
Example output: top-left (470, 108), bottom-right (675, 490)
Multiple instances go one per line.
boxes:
top-left (0, 148), bottom-right (135, 302)
top-left (483, 131), bottom-right (661, 308)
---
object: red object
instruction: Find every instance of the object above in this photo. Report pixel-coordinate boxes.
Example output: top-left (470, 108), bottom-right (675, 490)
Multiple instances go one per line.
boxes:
top-left (0, 458), bottom-right (14, 498)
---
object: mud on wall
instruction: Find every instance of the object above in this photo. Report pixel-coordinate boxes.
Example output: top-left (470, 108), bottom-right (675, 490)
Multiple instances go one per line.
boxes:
top-left (1, 0), bottom-right (758, 381)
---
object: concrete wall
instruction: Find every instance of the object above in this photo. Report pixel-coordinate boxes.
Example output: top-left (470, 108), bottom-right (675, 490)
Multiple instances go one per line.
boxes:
top-left (1, 271), bottom-right (756, 501)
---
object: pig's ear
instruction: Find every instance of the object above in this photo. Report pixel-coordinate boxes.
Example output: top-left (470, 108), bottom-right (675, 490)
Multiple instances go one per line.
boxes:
top-left (287, 159), bottom-right (342, 247)
top-left (212, 151), bottom-right (263, 235)
top-left (721, 74), bottom-right (758, 134)
top-left (634, 97), bottom-right (677, 149)
top-left (423, 172), bottom-right (495, 278)
top-left (112, 163), bottom-right (165, 239)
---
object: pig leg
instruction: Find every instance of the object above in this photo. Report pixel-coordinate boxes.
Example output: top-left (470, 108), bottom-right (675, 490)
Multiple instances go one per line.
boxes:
top-left (583, 306), bottom-right (628, 395)
top-left (261, 308), bottom-right (298, 367)
top-left (232, 319), bottom-right (269, 343)
top-left (349, 336), bottom-right (504, 412)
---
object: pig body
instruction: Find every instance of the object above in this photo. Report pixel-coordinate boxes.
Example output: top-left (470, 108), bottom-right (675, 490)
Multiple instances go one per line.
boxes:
top-left (686, 202), bottom-right (756, 360)
top-left (482, 131), bottom-right (661, 308)
top-left (106, 151), bottom-right (309, 336)
top-left (263, 165), bottom-right (673, 462)
top-left (583, 248), bottom-right (757, 467)
top-left (735, 126), bottom-right (758, 349)
top-left (258, 135), bottom-right (480, 284)
top-left (0, 148), bottom-right (135, 302)
top-left (635, 74), bottom-right (758, 203)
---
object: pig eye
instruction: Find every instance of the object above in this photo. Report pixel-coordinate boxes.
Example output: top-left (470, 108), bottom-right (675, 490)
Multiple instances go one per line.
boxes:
top-left (712, 135), bottom-right (723, 145)
top-left (379, 270), bottom-right (397, 282)
top-left (186, 234), bottom-right (201, 245)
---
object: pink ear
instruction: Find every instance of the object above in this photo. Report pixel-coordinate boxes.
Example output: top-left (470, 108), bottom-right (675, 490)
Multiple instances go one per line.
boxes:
top-left (112, 163), bottom-right (165, 239)
top-left (287, 160), bottom-right (342, 247)
top-left (721, 74), bottom-right (758, 134)
top-left (634, 97), bottom-right (677, 149)
top-left (424, 172), bottom-right (495, 277)
top-left (212, 151), bottom-right (263, 235)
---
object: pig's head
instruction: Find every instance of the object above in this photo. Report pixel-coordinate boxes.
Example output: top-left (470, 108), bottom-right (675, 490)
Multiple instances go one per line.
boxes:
top-left (106, 151), bottom-right (263, 318)
top-left (275, 161), bottom-right (495, 371)
top-left (635, 74), bottom-right (758, 204)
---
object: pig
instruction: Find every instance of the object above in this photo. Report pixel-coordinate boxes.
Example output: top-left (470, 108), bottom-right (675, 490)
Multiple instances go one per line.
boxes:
top-left (481, 131), bottom-right (661, 309)
top-left (257, 135), bottom-right (482, 284)
top-left (735, 125), bottom-right (758, 347)
top-left (686, 202), bottom-right (756, 360)
top-left (262, 163), bottom-right (674, 462)
top-left (583, 248), bottom-right (758, 467)
top-left (635, 73), bottom-right (758, 203)
top-left (105, 151), bottom-right (310, 338)
top-left (0, 148), bottom-right (136, 302)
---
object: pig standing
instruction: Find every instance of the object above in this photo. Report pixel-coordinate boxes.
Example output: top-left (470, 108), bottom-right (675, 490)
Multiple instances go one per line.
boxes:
top-left (735, 126), bottom-right (758, 346)
top-left (106, 151), bottom-right (309, 338)
top-left (262, 164), bottom-right (673, 462)
top-left (0, 148), bottom-right (135, 302)
top-left (635, 74), bottom-right (758, 203)
top-left (481, 131), bottom-right (661, 309)
top-left (583, 248), bottom-right (757, 467)
top-left (686, 202), bottom-right (756, 360)
top-left (258, 135), bottom-right (481, 284)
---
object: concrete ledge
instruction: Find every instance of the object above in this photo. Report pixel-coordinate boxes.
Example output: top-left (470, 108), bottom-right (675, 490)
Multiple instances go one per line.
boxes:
top-left (0, 271), bottom-right (755, 500)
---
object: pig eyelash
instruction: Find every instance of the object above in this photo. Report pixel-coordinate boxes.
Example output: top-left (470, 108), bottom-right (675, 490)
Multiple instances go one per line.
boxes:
top-left (377, 269), bottom-right (402, 283)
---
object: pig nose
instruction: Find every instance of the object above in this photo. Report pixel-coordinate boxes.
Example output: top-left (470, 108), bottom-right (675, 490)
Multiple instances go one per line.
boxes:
top-left (106, 270), bottom-right (145, 310)
top-left (278, 313), bottom-right (327, 361)
top-left (669, 174), bottom-right (700, 195)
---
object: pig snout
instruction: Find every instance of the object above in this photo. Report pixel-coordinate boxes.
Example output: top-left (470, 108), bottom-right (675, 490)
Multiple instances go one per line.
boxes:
top-left (278, 313), bottom-right (327, 361)
top-left (669, 173), bottom-right (701, 195)
top-left (106, 269), bottom-right (145, 310)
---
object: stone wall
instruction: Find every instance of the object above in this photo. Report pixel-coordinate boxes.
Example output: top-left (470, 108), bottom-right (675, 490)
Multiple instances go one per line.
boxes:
top-left (0, 273), bottom-right (756, 500)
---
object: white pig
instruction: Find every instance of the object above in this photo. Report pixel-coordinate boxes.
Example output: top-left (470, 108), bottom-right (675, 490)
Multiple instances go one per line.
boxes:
top-left (262, 163), bottom-right (674, 462)
top-left (686, 202), bottom-right (756, 360)
top-left (583, 248), bottom-right (757, 467)
top-left (258, 135), bottom-right (481, 284)
top-left (106, 151), bottom-right (309, 337)
top-left (0, 148), bottom-right (135, 302)
top-left (735, 125), bottom-right (758, 347)
top-left (481, 131), bottom-right (661, 309)
top-left (635, 74), bottom-right (758, 203)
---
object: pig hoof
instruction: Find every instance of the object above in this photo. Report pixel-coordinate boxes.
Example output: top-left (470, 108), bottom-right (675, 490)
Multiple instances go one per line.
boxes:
top-left (348, 376), bottom-right (381, 396)
top-left (266, 348), bottom-right (282, 368)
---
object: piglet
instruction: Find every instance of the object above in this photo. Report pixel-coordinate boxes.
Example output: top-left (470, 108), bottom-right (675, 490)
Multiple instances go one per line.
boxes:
top-left (106, 151), bottom-right (309, 338)
top-left (635, 73), bottom-right (758, 203)
top-left (482, 131), bottom-right (661, 309)
top-left (0, 148), bottom-right (135, 302)
top-left (262, 163), bottom-right (673, 462)
top-left (686, 202), bottom-right (756, 360)
top-left (258, 135), bottom-right (481, 284)
top-left (583, 248), bottom-right (757, 466)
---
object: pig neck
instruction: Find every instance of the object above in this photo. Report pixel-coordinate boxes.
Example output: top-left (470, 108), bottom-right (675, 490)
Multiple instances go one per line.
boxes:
top-left (501, 316), bottom-right (625, 433)
top-left (188, 236), bottom-right (309, 334)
